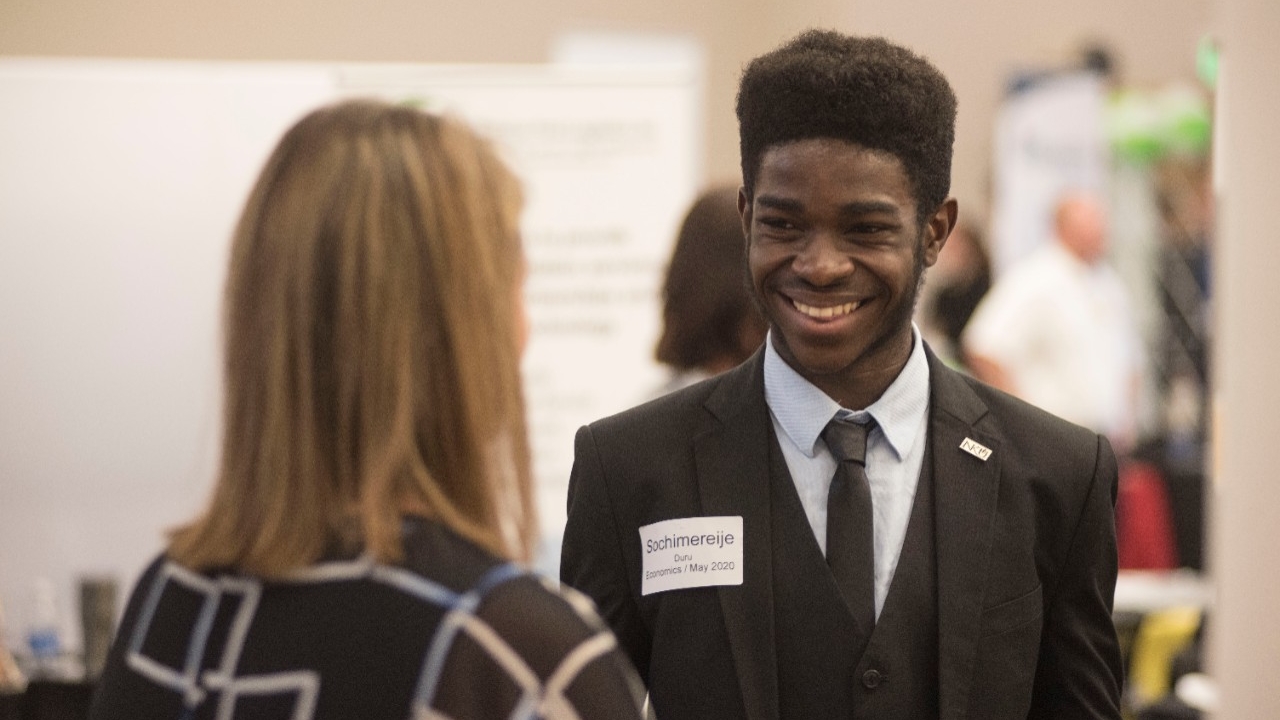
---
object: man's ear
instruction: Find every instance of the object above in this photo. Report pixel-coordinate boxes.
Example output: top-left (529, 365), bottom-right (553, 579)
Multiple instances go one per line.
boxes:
top-left (921, 197), bottom-right (959, 267)
top-left (738, 186), bottom-right (752, 244)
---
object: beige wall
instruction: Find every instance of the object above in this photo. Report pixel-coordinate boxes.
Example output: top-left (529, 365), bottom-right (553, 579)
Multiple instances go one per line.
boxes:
top-left (1, 0), bottom-right (1210, 213)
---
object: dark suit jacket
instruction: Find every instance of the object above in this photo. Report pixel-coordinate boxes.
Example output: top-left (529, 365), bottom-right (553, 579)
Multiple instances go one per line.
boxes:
top-left (561, 346), bottom-right (1124, 720)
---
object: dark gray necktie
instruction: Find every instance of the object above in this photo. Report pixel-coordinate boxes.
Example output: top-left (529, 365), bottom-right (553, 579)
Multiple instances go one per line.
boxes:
top-left (822, 416), bottom-right (876, 632)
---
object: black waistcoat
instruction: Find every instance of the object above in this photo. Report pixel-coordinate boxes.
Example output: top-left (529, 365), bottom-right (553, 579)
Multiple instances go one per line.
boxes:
top-left (770, 429), bottom-right (940, 719)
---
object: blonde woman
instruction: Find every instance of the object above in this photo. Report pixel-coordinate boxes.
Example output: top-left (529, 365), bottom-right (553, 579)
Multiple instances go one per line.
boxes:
top-left (90, 100), bottom-right (645, 719)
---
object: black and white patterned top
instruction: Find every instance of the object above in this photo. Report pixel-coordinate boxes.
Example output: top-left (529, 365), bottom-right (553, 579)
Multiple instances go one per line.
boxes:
top-left (89, 516), bottom-right (646, 720)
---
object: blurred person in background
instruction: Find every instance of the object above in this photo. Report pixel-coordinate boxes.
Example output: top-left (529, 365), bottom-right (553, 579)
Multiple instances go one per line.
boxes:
top-left (652, 185), bottom-right (767, 397)
top-left (963, 191), bottom-right (1142, 453)
top-left (90, 100), bottom-right (644, 720)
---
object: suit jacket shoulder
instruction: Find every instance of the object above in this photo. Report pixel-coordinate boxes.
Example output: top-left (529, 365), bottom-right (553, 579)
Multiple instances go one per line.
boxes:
top-left (587, 361), bottom-right (750, 452)
top-left (934, 355), bottom-right (1102, 462)
top-left (927, 352), bottom-right (1123, 719)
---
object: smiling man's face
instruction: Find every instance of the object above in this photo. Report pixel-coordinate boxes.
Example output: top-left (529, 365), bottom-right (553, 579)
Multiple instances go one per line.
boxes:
top-left (741, 137), bottom-right (951, 407)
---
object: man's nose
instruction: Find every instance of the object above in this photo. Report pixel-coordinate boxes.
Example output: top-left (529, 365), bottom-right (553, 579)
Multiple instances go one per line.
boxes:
top-left (793, 233), bottom-right (854, 286)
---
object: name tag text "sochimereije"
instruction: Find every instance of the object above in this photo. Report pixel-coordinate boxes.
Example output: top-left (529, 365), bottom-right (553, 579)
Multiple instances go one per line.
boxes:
top-left (639, 516), bottom-right (743, 596)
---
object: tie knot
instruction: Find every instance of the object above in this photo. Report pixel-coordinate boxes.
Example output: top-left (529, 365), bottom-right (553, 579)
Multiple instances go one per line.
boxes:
top-left (822, 417), bottom-right (872, 465)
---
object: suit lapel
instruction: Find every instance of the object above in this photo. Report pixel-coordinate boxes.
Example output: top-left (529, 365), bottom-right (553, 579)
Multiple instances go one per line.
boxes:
top-left (694, 351), bottom-right (779, 720)
top-left (928, 349), bottom-right (1002, 720)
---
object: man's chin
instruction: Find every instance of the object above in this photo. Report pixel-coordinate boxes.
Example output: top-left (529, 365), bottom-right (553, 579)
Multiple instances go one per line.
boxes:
top-left (779, 345), bottom-right (861, 379)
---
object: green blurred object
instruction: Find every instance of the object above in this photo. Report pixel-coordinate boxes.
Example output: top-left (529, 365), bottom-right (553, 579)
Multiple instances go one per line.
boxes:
top-left (1196, 35), bottom-right (1219, 90)
top-left (1107, 85), bottom-right (1212, 163)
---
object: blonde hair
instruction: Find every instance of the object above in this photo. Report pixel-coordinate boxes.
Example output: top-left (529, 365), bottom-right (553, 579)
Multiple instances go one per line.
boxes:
top-left (169, 100), bottom-right (535, 576)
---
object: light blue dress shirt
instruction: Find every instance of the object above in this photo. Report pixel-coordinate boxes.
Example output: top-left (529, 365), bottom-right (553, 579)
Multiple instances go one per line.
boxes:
top-left (763, 326), bottom-right (931, 618)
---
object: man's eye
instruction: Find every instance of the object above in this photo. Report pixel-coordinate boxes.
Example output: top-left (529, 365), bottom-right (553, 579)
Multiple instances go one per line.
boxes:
top-left (849, 224), bottom-right (887, 234)
top-left (760, 217), bottom-right (797, 230)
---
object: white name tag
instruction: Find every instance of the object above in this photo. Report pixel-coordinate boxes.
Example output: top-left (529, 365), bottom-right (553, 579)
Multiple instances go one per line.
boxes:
top-left (639, 516), bottom-right (743, 596)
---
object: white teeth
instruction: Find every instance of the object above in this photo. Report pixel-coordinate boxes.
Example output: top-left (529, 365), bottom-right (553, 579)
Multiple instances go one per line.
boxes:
top-left (793, 299), bottom-right (859, 319)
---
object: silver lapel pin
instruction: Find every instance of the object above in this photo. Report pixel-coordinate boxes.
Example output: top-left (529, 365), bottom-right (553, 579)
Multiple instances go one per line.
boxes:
top-left (959, 437), bottom-right (993, 461)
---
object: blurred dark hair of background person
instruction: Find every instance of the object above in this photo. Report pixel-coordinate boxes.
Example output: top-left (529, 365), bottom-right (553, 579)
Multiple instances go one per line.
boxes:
top-left (653, 185), bottom-right (767, 395)
top-left (921, 220), bottom-right (991, 370)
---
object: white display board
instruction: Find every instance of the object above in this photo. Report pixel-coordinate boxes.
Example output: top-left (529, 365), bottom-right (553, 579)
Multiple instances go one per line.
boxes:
top-left (0, 58), bottom-right (697, 655)
top-left (990, 71), bottom-right (1108, 275)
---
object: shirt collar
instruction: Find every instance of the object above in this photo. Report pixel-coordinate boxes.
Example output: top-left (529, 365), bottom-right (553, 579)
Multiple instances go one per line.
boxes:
top-left (763, 325), bottom-right (931, 461)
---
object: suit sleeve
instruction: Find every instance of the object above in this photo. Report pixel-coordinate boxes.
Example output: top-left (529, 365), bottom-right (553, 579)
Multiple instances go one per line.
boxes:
top-left (560, 424), bottom-right (652, 684)
top-left (1029, 433), bottom-right (1125, 719)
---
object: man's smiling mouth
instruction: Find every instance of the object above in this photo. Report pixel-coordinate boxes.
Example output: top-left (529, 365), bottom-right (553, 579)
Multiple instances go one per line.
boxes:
top-left (792, 299), bottom-right (861, 319)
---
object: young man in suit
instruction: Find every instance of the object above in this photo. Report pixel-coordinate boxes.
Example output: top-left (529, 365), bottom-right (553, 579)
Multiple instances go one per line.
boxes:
top-left (561, 30), bottom-right (1124, 719)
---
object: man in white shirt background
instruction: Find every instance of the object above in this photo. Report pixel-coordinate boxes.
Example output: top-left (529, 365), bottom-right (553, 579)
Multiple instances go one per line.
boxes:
top-left (963, 192), bottom-right (1143, 453)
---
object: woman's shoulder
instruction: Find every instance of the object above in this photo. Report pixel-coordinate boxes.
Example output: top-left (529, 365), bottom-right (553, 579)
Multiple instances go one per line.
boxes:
top-left (396, 515), bottom-right (510, 592)
top-left (398, 516), bottom-right (619, 657)
top-left (397, 518), bottom-right (645, 718)
top-left (474, 572), bottom-right (615, 652)
top-left (431, 576), bottom-right (645, 718)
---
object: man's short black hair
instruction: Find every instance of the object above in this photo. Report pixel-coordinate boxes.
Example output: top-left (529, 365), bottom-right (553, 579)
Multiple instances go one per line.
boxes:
top-left (736, 30), bottom-right (957, 223)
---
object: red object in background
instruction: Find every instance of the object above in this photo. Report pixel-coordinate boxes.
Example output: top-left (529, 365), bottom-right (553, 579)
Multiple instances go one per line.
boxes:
top-left (1117, 461), bottom-right (1179, 570)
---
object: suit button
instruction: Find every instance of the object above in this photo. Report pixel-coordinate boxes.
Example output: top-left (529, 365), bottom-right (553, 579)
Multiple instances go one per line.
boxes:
top-left (862, 669), bottom-right (883, 689)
